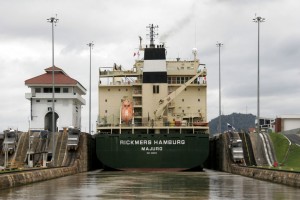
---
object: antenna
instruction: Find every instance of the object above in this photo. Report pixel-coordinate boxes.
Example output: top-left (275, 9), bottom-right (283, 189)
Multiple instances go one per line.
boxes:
top-left (194, 22), bottom-right (197, 47)
top-left (146, 24), bottom-right (158, 48)
top-left (138, 36), bottom-right (143, 50)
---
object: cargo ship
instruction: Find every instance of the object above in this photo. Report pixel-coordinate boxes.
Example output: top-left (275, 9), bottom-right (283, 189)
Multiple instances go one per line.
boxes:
top-left (95, 24), bottom-right (209, 171)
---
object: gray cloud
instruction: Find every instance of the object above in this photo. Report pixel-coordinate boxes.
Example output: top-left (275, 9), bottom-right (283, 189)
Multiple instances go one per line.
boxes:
top-left (1, 0), bottom-right (300, 131)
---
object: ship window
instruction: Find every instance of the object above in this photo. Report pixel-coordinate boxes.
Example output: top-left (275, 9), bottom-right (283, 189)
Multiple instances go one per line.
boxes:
top-left (176, 77), bottom-right (180, 84)
top-left (198, 109), bottom-right (200, 112)
top-left (171, 77), bottom-right (176, 84)
top-left (182, 110), bottom-right (184, 113)
top-left (118, 89), bottom-right (121, 91)
top-left (182, 99), bottom-right (184, 102)
top-left (185, 77), bottom-right (189, 83)
top-left (36, 100), bottom-right (40, 102)
top-left (105, 99), bottom-right (107, 102)
top-left (198, 88), bottom-right (200, 91)
top-left (108, 89), bottom-right (110, 91)
top-left (35, 88), bottom-right (41, 93)
top-left (153, 85), bottom-right (159, 94)
top-left (181, 77), bottom-right (185, 84)
top-left (63, 88), bottom-right (69, 93)
top-left (105, 110), bottom-right (107, 113)
top-left (198, 99), bottom-right (200, 102)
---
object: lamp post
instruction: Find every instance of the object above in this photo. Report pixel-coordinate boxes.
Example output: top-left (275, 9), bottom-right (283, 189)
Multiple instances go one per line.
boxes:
top-left (47, 16), bottom-right (59, 166)
top-left (253, 16), bottom-right (265, 133)
top-left (87, 42), bottom-right (94, 135)
top-left (216, 42), bottom-right (223, 133)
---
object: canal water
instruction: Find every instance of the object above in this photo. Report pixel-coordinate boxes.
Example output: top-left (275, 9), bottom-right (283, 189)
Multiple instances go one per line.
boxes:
top-left (1, 169), bottom-right (299, 199)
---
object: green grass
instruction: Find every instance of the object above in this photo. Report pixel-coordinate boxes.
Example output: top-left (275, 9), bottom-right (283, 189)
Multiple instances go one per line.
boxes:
top-left (269, 132), bottom-right (290, 163)
top-left (269, 132), bottom-right (300, 171)
top-left (284, 144), bottom-right (300, 167)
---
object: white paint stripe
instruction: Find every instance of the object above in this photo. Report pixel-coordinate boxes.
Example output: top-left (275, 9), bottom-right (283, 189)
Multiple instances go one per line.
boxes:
top-left (143, 60), bottom-right (166, 72)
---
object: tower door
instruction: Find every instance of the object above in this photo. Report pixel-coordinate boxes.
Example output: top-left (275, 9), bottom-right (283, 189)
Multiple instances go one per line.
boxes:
top-left (45, 112), bottom-right (59, 132)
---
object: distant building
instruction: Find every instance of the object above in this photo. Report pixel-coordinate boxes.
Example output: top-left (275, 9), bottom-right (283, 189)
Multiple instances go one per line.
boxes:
top-left (275, 115), bottom-right (300, 132)
top-left (25, 66), bottom-right (86, 131)
top-left (255, 117), bottom-right (275, 132)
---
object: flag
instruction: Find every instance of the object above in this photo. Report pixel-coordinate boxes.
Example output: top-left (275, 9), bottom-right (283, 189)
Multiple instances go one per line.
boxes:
top-left (133, 52), bottom-right (136, 56)
top-left (227, 123), bottom-right (235, 130)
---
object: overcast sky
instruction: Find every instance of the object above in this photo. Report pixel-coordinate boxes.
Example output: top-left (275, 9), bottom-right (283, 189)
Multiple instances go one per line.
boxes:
top-left (1, 0), bottom-right (300, 132)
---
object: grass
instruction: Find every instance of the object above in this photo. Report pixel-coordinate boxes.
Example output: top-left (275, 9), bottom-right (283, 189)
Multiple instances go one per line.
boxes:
top-left (269, 132), bottom-right (300, 171)
top-left (284, 144), bottom-right (300, 167)
top-left (269, 132), bottom-right (290, 163)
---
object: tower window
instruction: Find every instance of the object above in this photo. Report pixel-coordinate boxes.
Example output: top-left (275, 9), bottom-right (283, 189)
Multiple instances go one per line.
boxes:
top-left (35, 88), bottom-right (41, 93)
top-left (44, 88), bottom-right (52, 93)
top-left (55, 88), bottom-right (60, 93)
top-left (153, 85), bottom-right (159, 94)
top-left (63, 88), bottom-right (69, 93)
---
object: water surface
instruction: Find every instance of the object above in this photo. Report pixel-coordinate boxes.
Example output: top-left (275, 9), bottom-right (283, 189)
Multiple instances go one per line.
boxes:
top-left (0, 169), bottom-right (299, 199)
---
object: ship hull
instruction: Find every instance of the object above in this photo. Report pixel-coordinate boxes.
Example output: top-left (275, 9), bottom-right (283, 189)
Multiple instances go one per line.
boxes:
top-left (95, 133), bottom-right (209, 171)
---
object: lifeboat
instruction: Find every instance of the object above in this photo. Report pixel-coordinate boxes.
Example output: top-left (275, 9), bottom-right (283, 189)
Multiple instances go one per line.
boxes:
top-left (121, 99), bottom-right (133, 124)
top-left (193, 121), bottom-right (208, 126)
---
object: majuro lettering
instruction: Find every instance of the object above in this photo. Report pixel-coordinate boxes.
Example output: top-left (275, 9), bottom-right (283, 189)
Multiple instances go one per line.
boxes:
top-left (141, 147), bottom-right (163, 151)
top-left (119, 140), bottom-right (185, 145)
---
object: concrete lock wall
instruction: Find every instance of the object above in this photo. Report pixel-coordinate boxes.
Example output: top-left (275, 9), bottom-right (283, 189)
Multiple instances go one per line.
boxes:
top-left (231, 165), bottom-right (300, 188)
top-left (0, 133), bottom-right (97, 190)
top-left (207, 133), bottom-right (300, 188)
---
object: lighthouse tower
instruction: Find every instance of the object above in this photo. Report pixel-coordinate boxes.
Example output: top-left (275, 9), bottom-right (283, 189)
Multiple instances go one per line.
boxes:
top-left (25, 66), bottom-right (86, 131)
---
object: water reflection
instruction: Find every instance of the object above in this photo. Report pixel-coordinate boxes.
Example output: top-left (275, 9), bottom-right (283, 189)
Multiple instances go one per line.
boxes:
top-left (0, 169), bottom-right (299, 199)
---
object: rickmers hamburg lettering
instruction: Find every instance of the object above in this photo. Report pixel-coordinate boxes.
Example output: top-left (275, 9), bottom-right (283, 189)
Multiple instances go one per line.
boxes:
top-left (119, 139), bottom-right (186, 155)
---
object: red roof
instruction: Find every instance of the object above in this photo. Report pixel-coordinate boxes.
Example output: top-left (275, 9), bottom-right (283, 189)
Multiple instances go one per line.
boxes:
top-left (25, 66), bottom-right (78, 85)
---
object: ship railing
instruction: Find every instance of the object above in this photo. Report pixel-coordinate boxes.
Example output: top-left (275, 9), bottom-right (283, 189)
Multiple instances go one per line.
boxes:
top-left (133, 89), bottom-right (142, 94)
top-left (99, 69), bottom-right (139, 76)
top-left (96, 121), bottom-right (208, 128)
top-left (133, 101), bottom-right (142, 106)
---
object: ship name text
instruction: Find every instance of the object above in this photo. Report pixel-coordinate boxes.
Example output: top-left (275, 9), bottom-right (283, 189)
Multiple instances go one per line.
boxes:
top-left (119, 139), bottom-right (185, 146)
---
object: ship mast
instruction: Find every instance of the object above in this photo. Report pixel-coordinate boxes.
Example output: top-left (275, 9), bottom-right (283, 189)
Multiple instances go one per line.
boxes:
top-left (146, 24), bottom-right (158, 48)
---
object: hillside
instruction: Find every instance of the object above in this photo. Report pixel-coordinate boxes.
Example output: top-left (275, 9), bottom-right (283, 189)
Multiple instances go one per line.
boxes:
top-left (209, 113), bottom-right (256, 135)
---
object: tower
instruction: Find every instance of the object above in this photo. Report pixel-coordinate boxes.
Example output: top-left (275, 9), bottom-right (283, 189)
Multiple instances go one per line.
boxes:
top-left (25, 66), bottom-right (86, 131)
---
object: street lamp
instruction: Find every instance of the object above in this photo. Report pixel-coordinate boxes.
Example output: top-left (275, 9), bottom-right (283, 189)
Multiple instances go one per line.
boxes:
top-left (216, 42), bottom-right (223, 133)
top-left (87, 42), bottom-right (94, 135)
top-left (47, 16), bottom-right (59, 166)
top-left (253, 16), bottom-right (265, 133)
